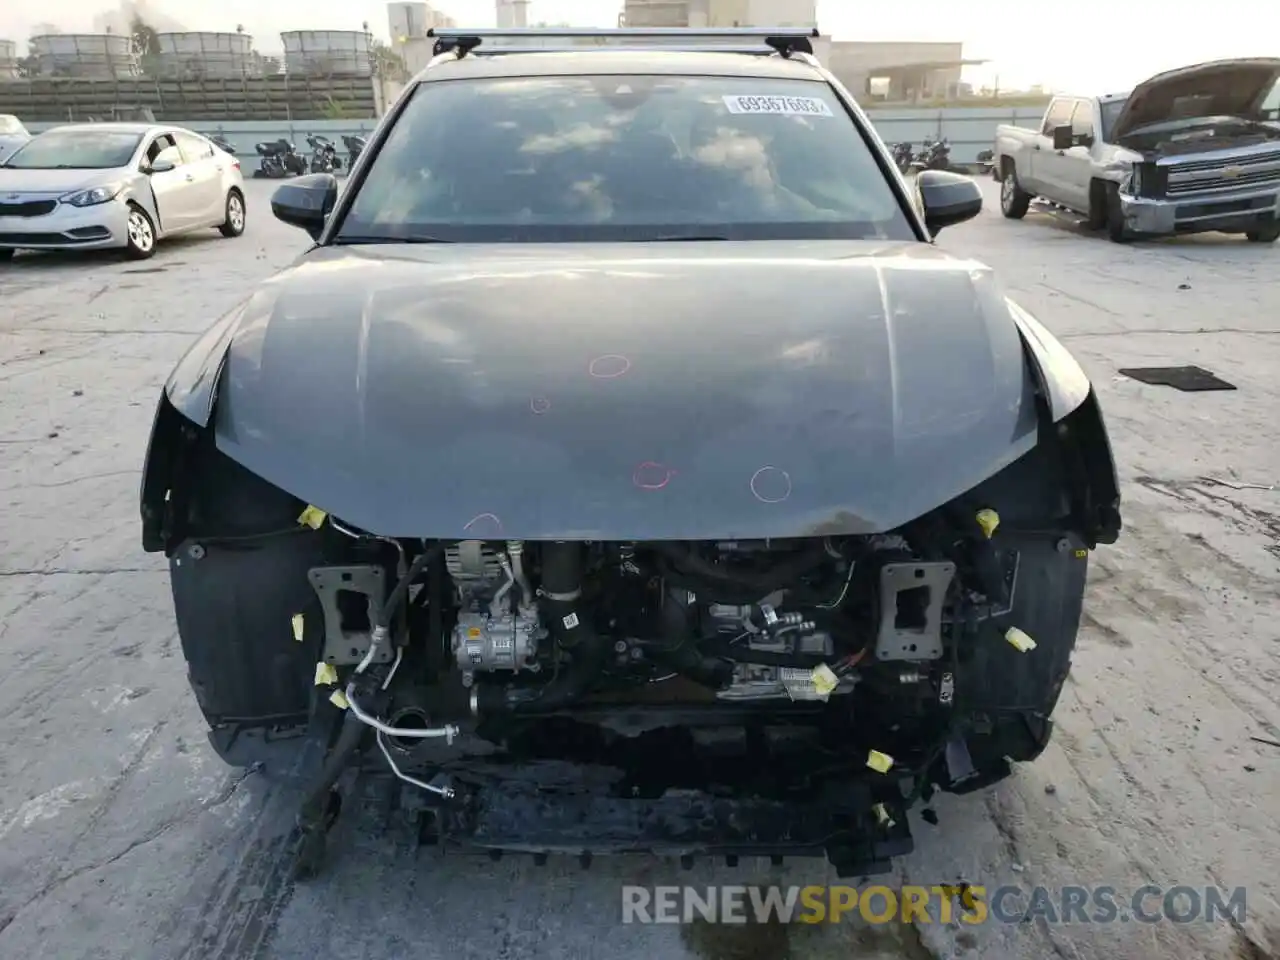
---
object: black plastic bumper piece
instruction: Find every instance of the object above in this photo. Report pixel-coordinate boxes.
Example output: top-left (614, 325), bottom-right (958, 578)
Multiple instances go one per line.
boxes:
top-left (417, 780), bottom-right (915, 878)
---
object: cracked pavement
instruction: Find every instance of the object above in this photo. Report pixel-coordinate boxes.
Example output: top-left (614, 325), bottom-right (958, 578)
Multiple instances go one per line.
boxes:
top-left (0, 178), bottom-right (1277, 960)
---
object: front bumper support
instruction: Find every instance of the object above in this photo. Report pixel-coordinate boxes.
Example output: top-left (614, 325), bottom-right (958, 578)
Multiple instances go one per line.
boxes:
top-left (405, 778), bottom-right (916, 877)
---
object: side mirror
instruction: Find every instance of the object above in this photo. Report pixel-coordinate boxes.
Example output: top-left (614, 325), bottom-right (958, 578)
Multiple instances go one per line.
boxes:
top-left (148, 159), bottom-right (175, 173)
top-left (1051, 124), bottom-right (1074, 151)
top-left (271, 173), bottom-right (338, 240)
top-left (916, 169), bottom-right (983, 237)
top-left (1075, 133), bottom-right (1095, 148)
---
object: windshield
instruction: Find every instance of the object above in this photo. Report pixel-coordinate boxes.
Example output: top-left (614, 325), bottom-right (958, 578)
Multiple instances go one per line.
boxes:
top-left (4, 129), bottom-right (141, 169)
top-left (0, 115), bottom-right (26, 136)
top-left (338, 74), bottom-right (914, 242)
top-left (1099, 98), bottom-right (1127, 141)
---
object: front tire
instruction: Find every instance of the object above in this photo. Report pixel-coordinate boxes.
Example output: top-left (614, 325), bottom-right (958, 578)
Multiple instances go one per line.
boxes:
top-left (0, 247), bottom-right (13, 262)
top-left (1246, 225), bottom-right (1280, 243)
top-left (219, 189), bottom-right (246, 238)
top-left (1000, 165), bottom-right (1031, 219)
top-left (1105, 183), bottom-right (1133, 243)
top-left (124, 203), bottom-right (157, 260)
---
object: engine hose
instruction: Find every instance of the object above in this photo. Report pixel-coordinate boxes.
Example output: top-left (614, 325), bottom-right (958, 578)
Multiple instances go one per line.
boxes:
top-left (640, 589), bottom-right (734, 689)
top-left (655, 560), bottom-right (828, 606)
top-left (651, 542), bottom-right (830, 594)
top-left (497, 542), bottom-right (607, 714)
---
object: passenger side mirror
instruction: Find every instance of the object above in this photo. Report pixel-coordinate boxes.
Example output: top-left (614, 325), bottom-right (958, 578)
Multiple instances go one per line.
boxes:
top-left (147, 158), bottom-right (175, 173)
top-left (271, 173), bottom-right (338, 241)
top-left (1052, 124), bottom-right (1074, 151)
top-left (916, 169), bottom-right (983, 237)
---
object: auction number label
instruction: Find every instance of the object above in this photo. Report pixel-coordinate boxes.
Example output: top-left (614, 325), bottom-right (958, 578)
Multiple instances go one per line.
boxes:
top-left (722, 94), bottom-right (834, 117)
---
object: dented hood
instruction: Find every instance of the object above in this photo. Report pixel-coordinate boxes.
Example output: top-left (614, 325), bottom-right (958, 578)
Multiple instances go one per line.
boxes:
top-left (168, 241), bottom-right (1042, 540)
top-left (1111, 57), bottom-right (1280, 143)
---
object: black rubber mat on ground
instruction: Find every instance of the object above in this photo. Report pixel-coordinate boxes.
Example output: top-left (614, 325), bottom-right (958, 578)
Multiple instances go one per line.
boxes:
top-left (1118, 365), bottom-right (1237, 392)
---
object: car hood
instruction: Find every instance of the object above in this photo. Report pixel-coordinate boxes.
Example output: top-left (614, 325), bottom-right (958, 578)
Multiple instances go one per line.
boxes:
top-left (1111, 57), bottom-right (1280, 144)
top-left (170, 241), bottom-right (1043, 540)
top-left (0, 165), bottom-right (130, 195)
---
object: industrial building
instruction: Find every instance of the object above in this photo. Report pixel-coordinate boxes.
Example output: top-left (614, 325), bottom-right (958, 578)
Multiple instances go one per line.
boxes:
top-left (154, 31), bottom-right (256, 79)
top-left (0, 40), bottom-right (18, 79)
top-left (828, 41), bottom-right (979, 102)
top-left (27, 33), bottom-right (138, 79)
top-left (281, 30), bottom-right (373, 77)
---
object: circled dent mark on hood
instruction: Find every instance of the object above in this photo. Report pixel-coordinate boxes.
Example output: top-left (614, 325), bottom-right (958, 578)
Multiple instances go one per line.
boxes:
top-left (633, 461), bottom-right (677, 491)
top-left (588, 354), bottom-right (631, 379)
top-left (750, 466), bottom-right (793, 504)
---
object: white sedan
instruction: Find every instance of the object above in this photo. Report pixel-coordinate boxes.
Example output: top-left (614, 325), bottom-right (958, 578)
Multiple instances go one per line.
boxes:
top-left (0, 122), bottom-right (247, 261)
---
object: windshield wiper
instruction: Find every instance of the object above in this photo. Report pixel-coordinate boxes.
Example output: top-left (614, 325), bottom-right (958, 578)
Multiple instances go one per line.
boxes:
top-left (333, 235), bottom-right (455, 245)
top-left (650, 234), bottom-right (732, 241)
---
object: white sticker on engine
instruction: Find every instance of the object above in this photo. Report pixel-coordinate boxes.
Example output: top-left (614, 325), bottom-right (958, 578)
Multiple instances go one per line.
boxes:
top-left (722, 94), bottom-right (834, 117)
top-left (562, 612), bottom-right (580, 629)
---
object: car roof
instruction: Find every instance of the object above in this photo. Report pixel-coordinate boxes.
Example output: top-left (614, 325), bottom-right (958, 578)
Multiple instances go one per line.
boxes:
top-left (415, 49), bottom-right (827, 84)
top-left (37, 122), bottom-right (170, 136)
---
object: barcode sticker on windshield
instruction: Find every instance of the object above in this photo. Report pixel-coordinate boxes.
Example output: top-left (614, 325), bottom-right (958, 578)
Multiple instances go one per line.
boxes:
top-left (722, 94), bottom-right (834, 117)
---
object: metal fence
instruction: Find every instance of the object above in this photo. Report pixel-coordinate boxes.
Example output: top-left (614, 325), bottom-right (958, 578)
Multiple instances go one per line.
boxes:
top-left (24, 104), bottom-right (1048, 163)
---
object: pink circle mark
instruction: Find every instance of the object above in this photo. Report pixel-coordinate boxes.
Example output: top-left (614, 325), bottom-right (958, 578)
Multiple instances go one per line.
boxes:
top-left (530, 397), bottom-right (551, 415)
top-left (589, 354), bottom-right (631, 379)
top-left (633, 461), bottom-right (677, 491)
top-left (463, 513), bottom-right (503, 535)
top-left (749, 466), bottom-right (792, 504)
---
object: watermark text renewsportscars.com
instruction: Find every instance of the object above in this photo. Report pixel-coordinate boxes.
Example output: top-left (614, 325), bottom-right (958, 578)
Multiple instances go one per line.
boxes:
top-left (621, 885), bottom-right (1247, 926)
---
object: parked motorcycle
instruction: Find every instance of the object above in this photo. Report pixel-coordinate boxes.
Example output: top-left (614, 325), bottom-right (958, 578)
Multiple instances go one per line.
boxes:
top-left (252, 139), bottom-right (307, 179)
top-left (306, 133), bottom-right (342, 174)
top-left (342, 134), bottom-right (367, 170)
top-left (921, 137), bottom-right (953, 171)
top-left (891, 141), bottom-right (914, 173)
top-left (910, 137), bottom-right (952, 172)
top-left (209, 134), bottom-right (238, 156)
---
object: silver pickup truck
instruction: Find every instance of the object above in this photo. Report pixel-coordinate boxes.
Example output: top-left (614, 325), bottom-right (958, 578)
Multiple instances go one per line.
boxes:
top-left (992, 58), bottom-right (1280, 243)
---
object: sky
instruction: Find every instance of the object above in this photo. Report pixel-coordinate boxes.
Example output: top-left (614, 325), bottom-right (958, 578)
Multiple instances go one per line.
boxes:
top-left (3, 0), bottom-right (1278, 93)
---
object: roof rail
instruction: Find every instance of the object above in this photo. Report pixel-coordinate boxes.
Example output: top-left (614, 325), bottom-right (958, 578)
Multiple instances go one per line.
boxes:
top-left (425, 26), bottom-right (821, 60)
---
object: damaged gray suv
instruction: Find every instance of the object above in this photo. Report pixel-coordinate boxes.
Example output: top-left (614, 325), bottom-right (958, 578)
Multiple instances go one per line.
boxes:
top-left (139, 28), bottom-right (1122, 880)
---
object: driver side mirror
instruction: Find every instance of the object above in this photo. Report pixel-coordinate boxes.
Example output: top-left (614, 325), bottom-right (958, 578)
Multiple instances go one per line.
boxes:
top-left (147, 158), bottom-right (175, 173)
top-left (916, 169), bottom-right (983, 237)
top-left (271, 173), bottom-right (338, 241)
top-left (1051, 124), bottom-right (1074, 151)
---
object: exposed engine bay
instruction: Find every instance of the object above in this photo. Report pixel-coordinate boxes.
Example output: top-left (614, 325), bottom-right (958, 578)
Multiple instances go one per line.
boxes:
top-left (247, 508), bottom-right (1049, 879)
top-left (327, 534), bottom-right (984, 714)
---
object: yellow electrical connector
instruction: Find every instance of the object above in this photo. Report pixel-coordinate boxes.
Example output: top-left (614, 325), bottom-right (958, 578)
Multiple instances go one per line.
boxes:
top-left (1005, 627), bottom-right (1037, 653)
top-left (314, 661), bottom-right (338, 686)
top-left (291, 613), bottom-right (305, 643)
top-left (329, 690), bottom-right (350, 710)
top-left (872, 802), bottom-right (895, 828)
top-left (867, 750), bottom-right (895, 774)
top-left (811, 664), bottom-right (839, 696)
top-left (975, 508), bottom-right (1000, 538)
top-left (297, 505), bottom-right (328, 529)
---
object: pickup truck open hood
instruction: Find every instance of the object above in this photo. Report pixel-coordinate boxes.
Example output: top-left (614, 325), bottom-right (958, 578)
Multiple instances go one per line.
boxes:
top-left (1111, 57), bottom-right (1280, 144)
top-left (167, 241), bottom-right (1045, 541)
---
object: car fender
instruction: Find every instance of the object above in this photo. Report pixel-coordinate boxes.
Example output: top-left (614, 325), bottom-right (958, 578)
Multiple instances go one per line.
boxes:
top-left (1006, 296), bottom-right (1091, 422)
top-left (1006, 297), bottom-right (1121, 545)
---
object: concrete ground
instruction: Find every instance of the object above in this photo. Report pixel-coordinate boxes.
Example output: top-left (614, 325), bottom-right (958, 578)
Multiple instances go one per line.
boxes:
top-left (0, 178), bottom-right (1277, 960)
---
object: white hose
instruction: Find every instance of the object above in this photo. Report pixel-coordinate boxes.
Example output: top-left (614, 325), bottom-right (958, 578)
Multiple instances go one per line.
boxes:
top-left (488, 554), bottom-right (517, 617)
top-left (344, 681), bottom-right (459, 743)
top-left (376, 732), bottom-right (454, 798)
